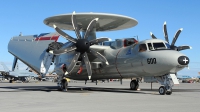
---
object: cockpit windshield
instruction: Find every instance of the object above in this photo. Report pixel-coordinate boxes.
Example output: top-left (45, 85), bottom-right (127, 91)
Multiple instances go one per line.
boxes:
top-left (146, 42), bottom-right (170, 50)
top-left (153, 42), bottom-right (166, 49)
top-left (138, 42), bottom-right (171, 52)
top-left (165, 43), bottom-right (171, 49)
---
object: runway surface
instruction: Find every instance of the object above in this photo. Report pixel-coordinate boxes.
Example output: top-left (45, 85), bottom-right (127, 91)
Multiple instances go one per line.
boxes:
top-left (0, 80), bottom-right (200, 112)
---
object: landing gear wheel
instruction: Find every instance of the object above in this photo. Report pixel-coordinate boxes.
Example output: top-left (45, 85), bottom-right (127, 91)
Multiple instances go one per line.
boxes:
top-left (61, 79), bottom-right (68, 92)
top-left (159, 86), bottom-right (166, 95)
top-left (130, 80), bottom-right (139, 90)
top-left (9, 80), bottom-right (13, 83)
top-left (166, 90), bottom-right (172, 95)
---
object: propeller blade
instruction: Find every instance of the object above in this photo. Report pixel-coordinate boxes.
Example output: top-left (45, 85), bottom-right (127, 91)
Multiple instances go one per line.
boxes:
top-left (82, 52), bottom-right (92, 80)
top-left (51, 46), bottom-right (77, 55)
top-left (177, 45), bottom-right (191, 51)
top-left (84, 18), bottom-right (99, 39)
top-left (89, 49), bottom-right (109, 65)
top-left (90, 38), bottom-right (109, 45)
top-left (171, 28), bottom-right (183, 46)
top-left (150, 32), bottom-right (157, 39)
top-left (72, 11), bottom-right (82, 39)
top-left (163, 21), bottom-right (169, 43)
top-left (65, 52), bottom-right (81, 75)
top-left (53, 24), bottom-right (77, 43)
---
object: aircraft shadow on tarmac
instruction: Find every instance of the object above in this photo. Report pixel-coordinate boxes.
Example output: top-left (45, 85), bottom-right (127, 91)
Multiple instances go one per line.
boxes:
top-left (0, 86), bottom-right (199, 94)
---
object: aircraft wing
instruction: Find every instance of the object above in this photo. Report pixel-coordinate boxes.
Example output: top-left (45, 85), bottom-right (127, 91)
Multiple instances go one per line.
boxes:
top-left (8, 32), bottom-right (60, 75)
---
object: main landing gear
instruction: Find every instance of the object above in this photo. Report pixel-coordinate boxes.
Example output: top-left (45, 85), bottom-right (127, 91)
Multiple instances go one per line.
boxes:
top-left (130, 79), bottom-right (139, 90)
top-left (155, 75), bottom-right (172, 95)
top-left (57, 76), bottom-right (68, 92)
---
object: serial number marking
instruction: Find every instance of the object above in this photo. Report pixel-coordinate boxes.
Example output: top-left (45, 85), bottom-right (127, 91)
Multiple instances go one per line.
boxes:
top-left (147, 58), bottom-right (156, 64)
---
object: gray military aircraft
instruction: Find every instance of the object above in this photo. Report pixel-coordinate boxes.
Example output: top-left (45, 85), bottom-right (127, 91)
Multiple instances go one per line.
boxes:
top-left (8, 12), bottom-right (191, 95)
top-left (0, 58), bottom-right (38, 83)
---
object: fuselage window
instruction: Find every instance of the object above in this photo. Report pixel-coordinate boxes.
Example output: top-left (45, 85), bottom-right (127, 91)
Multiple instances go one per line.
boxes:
top-left (139, 44), bottom-right (147, 52)
top-left (147, 43), bottom-right (153, 50)
top-left (153, 42), bottom-right (166, 49)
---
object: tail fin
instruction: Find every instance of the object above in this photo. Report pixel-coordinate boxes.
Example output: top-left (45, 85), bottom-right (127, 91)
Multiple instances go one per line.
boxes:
top-left (0, 62), bottom-right (10, 72)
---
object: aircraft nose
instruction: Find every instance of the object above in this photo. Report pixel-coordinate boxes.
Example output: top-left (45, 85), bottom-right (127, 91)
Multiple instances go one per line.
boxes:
top-left (178, 56), bottom-right (189, 65)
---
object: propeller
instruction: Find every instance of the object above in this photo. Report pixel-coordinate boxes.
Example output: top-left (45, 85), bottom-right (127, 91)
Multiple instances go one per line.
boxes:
top-left (50, 11), bottom-right (109, 79)
top-left (150, 21), bottom-right (191, 51)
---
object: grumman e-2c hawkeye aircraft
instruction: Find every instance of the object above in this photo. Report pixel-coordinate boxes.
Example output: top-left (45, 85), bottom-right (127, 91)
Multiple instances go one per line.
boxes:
top-left (8, 12), bottom-right (191, 95)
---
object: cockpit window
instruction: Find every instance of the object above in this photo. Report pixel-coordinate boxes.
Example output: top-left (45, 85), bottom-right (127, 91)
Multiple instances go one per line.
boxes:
top-left (147, 43), bottom-right (153, 50)
top-left (165, 43), bottom-right (170, 49)
top-left (139, 44), bottom-right (147, 52)
top-left (153, 42), bottom-right (166, 49)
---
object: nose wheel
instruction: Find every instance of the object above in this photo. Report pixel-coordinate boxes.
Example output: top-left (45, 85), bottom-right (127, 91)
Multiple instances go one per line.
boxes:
top-left (159, 86), bottom-right (172, 95)
top-left (156, 75), bottom-right (173, 95)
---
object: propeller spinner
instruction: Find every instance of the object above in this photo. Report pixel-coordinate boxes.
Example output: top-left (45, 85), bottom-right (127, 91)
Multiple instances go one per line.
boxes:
top-left (150, 21), bottom-right (191, 51)
top-left (50, 11), bottom-right (109, 79)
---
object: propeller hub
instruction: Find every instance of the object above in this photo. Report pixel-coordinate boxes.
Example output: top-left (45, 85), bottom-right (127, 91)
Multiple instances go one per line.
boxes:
top-left (76, 39), bottom-right (90, 53)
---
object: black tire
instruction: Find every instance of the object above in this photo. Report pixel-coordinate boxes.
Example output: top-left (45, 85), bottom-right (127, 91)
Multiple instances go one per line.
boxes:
top-left (166, 90), bottom-right (172, 95)
top-left (130, 80), bottom-right (139, 90)
top-left (9, 80), bottom-right (13, 83)
top-left (61, 79), bottom-right (68, 91)
top-left (159, 86), bottom-right (166, 95)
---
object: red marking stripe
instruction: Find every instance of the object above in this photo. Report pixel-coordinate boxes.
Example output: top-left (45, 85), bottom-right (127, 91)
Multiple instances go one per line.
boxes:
top-left (35, 36), bottom-right (59, 42)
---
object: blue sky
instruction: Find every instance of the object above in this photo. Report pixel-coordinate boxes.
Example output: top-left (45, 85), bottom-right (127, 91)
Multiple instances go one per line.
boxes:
top-left (0, 0), bottom-right (199, 77)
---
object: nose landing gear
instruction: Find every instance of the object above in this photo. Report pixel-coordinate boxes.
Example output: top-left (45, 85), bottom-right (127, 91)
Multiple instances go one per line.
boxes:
top-left (156, 75), bottom-right (173, 95)
top-left (158, 86), bottom-right (172, 95)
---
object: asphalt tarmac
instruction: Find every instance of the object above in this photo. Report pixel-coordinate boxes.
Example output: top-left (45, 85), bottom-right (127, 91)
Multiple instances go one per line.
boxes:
top-left (0, 80), bottom-right (200, 112)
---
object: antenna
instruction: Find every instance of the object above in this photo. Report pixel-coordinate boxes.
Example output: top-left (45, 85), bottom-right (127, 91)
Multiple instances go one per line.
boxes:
top-left (19, 32), bottom-right (23, 36)
top-left (134, 35), bottom-right (139, 41)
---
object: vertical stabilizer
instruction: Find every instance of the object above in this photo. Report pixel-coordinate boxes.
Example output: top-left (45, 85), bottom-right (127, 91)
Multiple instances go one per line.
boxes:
top-left (0, 62), bottom-right (10, 72)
